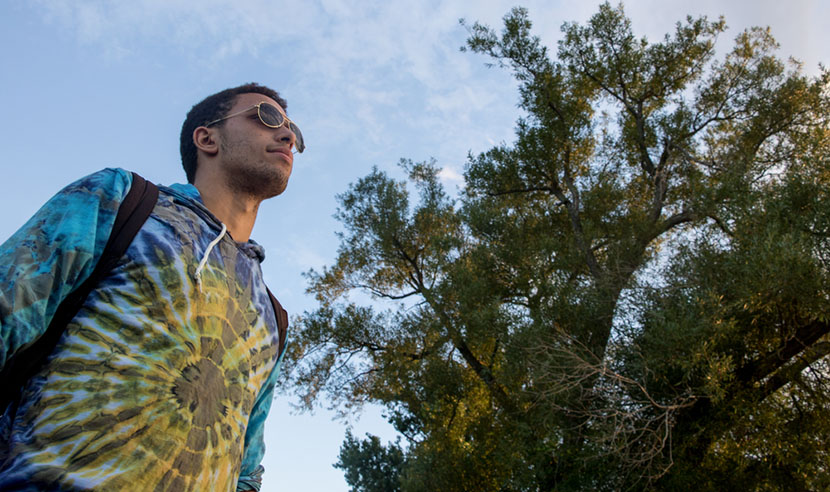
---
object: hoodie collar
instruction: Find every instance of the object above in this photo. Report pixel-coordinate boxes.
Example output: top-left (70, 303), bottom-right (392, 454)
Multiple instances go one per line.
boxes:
top-left (161, 183), bottom-right (267, 263)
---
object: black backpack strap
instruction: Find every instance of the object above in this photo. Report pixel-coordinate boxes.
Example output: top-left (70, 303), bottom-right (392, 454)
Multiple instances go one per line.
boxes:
top-left (266, 287), bottom-right (289, 357)
top-left (0, 172), bottom-right (158, 410)
top-left (94, 173), bottom-right (159, 277)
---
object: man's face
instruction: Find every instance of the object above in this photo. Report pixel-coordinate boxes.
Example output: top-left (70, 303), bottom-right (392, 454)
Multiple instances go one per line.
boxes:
top-left (213, 92), bottom-right (296, 199)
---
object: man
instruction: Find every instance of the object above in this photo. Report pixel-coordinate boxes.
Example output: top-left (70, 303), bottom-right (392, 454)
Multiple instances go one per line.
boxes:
top-left (0, 83), bottom-right (303, 491)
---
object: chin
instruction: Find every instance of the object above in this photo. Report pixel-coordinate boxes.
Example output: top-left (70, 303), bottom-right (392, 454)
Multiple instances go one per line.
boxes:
top-left (267, 179), bottom-right (289, 198)
top-left (227, 166), bottom-right (290, 199)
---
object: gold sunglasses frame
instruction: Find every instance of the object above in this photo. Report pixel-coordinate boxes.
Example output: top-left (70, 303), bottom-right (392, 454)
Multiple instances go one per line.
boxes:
top-left (205, 102), bottom-right (305, 153)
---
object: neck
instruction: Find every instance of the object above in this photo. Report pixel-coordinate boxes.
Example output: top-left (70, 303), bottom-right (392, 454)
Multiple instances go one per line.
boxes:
top-left (193, 175), bottom-right (261, 243)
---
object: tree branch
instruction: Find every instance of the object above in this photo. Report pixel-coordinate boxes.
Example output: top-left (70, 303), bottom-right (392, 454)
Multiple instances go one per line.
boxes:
top-left (758, 341), bottom-right (830, 400)
top-left (488, 186), bottom-right (558, 197)
top-left (736, 319), bottom-right (830, 386)
top-left (354, 284), bottom-right (421, 300)
top-left (561, 151), bottom-right (603, 278)
top-left (656, 209), bottom-right (698, 234)
top-left (707, 214), bottom-right (735, 237)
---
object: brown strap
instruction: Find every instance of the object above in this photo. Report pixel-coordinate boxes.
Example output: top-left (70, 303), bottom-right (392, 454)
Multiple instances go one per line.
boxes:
top-left (266, 287), bottom-right (289, 357)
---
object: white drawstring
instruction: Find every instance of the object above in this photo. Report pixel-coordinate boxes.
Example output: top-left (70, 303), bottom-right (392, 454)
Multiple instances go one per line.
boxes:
top-left (195, 223), bottom-right (227, 293)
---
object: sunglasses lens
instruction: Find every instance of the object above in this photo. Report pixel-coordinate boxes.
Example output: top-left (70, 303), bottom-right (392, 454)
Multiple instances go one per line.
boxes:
top-left (258, 103), bottom-right (305, 153)
top-left (258, 103), bottom-right (285, 127)
top-left (290, 122), bottom-right (305, 153)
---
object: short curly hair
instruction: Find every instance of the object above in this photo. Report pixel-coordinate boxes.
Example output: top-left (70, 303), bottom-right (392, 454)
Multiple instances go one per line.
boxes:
top-left (180, 82), bottom-right (287, 183)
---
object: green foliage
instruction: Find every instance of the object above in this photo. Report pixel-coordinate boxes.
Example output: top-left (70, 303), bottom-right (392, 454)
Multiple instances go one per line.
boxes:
top-left (335, 431), bottom-right (406, 492)
top-left (285, 2), bottom-right (830, 490)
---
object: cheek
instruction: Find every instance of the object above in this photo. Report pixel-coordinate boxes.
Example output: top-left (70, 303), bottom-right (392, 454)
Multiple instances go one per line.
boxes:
top-left (220, 134), bottom-right (256, 154)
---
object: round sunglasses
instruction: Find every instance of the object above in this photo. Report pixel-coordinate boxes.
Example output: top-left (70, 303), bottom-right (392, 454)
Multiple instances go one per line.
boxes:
top-left (206, 102), bottom-right (305, 153)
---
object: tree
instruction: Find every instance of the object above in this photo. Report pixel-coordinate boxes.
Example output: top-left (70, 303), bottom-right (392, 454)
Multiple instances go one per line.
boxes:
top-left (283, 3), bottom-right (830, 490)
top-left (335, 430), bottom-right (406, 492)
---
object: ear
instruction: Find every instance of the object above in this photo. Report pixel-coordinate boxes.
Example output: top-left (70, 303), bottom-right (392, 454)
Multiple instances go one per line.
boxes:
top-left (193, 126), bottom-right (219, 156)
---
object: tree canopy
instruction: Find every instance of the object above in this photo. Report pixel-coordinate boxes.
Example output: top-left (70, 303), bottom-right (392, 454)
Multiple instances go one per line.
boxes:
top-left (283, 3), bottom-right (830, 490)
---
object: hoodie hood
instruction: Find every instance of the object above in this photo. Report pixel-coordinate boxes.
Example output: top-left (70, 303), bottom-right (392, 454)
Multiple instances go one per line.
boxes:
top-left (160, 182), bottom-right (267, 263)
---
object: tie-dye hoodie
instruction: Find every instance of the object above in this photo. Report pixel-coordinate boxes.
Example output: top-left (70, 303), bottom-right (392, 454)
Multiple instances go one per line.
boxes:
top-left (0, 168), bottom-right (285, 491)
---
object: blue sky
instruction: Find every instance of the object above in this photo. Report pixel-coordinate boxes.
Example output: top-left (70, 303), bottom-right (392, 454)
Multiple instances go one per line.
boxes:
top-left (1, 0), bottom-right (826, 490)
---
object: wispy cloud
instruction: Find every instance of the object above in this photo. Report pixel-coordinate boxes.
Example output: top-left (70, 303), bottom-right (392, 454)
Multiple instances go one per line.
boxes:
top-left (27, 0), bottom-right (823, 174)
top-left (33, 0), bottom-right (325, 59)
top-left (27, 0), bottom-right (547, 164)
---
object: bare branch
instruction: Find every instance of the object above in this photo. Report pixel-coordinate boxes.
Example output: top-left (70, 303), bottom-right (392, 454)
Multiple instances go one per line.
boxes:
top-left (527, 333), bottom-right (696, 483)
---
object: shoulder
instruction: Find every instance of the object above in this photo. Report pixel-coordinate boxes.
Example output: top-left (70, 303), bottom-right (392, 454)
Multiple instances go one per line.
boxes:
top-left (31, 168), bottom-right (138, 239)
top-left (47, 168), bottom-right (137, 216)
top-left (62, 168), bottom-right (134, 200)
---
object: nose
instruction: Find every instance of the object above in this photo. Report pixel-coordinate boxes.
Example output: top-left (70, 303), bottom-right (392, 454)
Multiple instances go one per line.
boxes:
top-left (275, 125), bottom-right (296, 150)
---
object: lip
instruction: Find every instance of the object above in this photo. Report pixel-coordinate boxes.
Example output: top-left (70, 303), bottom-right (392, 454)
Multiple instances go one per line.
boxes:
top-left (267, 146), bottom-right (293, 161)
